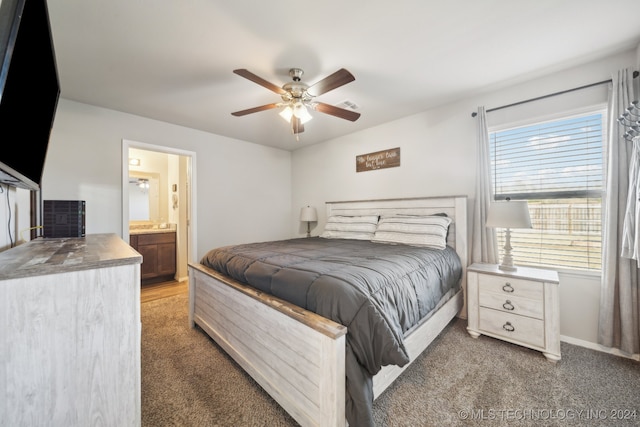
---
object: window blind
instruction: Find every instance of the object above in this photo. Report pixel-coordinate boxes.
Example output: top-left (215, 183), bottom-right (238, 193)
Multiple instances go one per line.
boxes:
top-left (490, 112), bottom-right (604, 271)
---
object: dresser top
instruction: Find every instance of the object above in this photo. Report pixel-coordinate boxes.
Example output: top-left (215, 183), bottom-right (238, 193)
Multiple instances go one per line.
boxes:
top-left (0, 233), bottom-right (142, 280)
top-left (468, 262), bottom-right (559, 284)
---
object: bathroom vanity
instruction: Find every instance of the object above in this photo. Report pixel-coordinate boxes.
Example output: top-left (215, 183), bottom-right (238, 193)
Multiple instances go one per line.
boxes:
top-left (129, 224), bottom-right (176, 285)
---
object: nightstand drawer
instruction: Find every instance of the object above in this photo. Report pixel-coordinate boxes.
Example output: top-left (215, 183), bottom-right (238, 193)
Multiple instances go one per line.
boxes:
top-left (479, 307), bottom-right (545, 348)
top-left (478, 274), bottom-right (543, 301)
top-left (479, 292), bottom-right (544, 319)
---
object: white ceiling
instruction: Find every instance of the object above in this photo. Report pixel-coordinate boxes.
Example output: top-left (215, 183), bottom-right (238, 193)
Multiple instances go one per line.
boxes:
top-left (46, 0), bottom-right (640, 151)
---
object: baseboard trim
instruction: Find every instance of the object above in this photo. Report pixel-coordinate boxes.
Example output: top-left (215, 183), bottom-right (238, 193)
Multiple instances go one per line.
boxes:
top-left (561, 335), bottom-right (640, 361)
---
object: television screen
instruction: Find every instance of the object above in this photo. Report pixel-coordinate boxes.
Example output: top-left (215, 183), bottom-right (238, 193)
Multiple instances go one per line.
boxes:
top-left (0, 0), bottom-right (60, 190)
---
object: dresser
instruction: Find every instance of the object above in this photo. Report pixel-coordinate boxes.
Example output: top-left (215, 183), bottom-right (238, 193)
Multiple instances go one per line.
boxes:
top-left (0, 234), bottom-right (142, 426)
top-left (466, 263), bottom-right (561, 362)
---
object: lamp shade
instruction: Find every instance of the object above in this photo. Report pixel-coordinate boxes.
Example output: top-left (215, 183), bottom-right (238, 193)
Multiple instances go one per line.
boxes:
top-left (279, 106), bottom-right (293, 122)
top-left (293, 103), bottom-right (313, 124)
top-left (486, 200), bottom-right (532, 229)
top-left (300, 206), bottom-right (317, 222)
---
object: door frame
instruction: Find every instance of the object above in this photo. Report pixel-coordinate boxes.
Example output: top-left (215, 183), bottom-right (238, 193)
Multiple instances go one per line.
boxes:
top-left (121, 139), bottom-right (197, 276)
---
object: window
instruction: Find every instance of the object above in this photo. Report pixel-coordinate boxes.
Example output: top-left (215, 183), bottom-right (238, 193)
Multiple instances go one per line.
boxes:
top-left (489, 111), bottom-right (604, 271)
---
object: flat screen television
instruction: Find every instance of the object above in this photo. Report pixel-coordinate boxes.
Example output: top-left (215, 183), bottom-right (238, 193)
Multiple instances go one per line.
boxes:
top-left (0, 0), bottom-right (59, 190)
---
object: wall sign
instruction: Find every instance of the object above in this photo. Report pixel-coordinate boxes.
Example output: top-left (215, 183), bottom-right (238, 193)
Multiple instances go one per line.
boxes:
top-left (356, 147), bottom-right (401, 172)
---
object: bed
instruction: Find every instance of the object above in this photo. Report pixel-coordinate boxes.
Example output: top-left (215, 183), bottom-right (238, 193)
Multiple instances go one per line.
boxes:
top-left (188, 196), bottom-right (468, 426)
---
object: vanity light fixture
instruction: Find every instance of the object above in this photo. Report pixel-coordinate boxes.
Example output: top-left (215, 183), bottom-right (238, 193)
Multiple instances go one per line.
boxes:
top-left (129, 158), bottom-right (141, 166)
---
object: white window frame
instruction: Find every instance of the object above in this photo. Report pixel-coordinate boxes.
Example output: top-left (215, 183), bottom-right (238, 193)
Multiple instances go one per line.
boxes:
top-left (488, 105), bottom-right (607, 274)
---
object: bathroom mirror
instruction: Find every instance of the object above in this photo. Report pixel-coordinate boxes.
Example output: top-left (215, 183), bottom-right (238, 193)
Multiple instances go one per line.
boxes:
top-left (129, 172), bottom-right (161, 221)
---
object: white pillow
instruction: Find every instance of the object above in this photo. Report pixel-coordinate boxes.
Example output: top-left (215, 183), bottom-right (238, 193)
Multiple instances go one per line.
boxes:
top-left (320, 215), bottom-right (379, 240)
top-left (371, 215), bottom-right (452, 249)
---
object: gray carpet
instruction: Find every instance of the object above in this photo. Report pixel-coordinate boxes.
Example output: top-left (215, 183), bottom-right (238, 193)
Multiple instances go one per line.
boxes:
top-left (141, 294), bottom-right (640, 427)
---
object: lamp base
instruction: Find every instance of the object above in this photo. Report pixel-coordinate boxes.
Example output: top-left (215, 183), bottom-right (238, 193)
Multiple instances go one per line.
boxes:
top-left (498, 228), bottom-right (517, 271)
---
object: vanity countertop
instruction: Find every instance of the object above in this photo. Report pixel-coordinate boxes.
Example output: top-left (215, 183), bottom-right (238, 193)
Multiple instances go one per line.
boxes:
top-left (129, 223), bottom-right (176, 235)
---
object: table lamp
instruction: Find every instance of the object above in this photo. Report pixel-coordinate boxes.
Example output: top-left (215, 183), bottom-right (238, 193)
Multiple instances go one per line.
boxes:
top-left (486, 198), bottom-right (532, 271)
top-left (300, 206), bottom-right (317, 238)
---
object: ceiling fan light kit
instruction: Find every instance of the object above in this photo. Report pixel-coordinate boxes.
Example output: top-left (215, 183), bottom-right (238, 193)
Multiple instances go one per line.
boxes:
top-left (279, 102), bottom-right (312, 124)
top-left (231, 67), bottom-right (360, 137)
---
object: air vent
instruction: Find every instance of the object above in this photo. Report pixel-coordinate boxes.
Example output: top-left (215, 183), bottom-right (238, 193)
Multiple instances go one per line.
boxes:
top-left (338, 99), bottom-right (359, 110)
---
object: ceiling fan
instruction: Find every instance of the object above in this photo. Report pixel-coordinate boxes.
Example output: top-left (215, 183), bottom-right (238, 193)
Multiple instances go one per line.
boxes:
top-left (231, 68), bottom-right (361, 136)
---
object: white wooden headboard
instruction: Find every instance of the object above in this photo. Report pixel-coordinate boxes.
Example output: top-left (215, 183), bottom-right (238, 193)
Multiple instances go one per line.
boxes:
top-left (325, 195), bottom-right (469, 317)
top-left (326, 195), bottom-right (467, 251)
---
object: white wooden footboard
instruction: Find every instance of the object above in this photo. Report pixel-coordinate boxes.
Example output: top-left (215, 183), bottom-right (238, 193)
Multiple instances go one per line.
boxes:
top-left (188, 263), bottom-right (347, 427)
top-left (188, 195), bottom-right (468, 426)
top-left (372, 288), bottom-right (463, 398)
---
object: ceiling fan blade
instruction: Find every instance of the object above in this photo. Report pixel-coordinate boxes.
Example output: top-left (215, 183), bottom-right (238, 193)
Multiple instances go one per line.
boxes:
top-left (307, 68), bottom-right (355, 96)
top-left (292, 117), bottom-right (305, 134)
top-left (233, 69), bottom-right (287, 95)
top-left (231, 103), bottom-right (280, 116)
top-left (314, 102), bottom-right (361, 122)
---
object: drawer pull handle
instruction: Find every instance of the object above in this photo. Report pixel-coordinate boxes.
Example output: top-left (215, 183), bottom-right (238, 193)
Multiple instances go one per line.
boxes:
top-left (503, 300), bottom-right (515, 311)
top-left (502, 282), bottom-right (514, 293)
top-left (503, 322), bottom-right (515, 332)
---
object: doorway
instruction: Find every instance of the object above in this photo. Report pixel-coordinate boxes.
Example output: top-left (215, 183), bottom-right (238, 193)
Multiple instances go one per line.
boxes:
top-left (121, 139), bottom-right (197, 285)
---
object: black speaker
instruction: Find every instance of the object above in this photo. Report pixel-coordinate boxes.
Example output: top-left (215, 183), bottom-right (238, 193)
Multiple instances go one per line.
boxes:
top-left (43, 200), bottom-right (86, 238)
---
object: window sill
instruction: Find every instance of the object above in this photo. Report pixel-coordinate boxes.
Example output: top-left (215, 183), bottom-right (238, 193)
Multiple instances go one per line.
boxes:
top-left (517, 264), bottom-right (601, 280)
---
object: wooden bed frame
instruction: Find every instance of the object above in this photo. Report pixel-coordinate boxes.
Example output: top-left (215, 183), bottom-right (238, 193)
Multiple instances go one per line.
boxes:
top-left (188, 196), bottom-right (468, 427)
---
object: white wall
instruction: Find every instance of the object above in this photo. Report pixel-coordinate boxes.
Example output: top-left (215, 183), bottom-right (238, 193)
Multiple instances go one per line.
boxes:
top-left (41, 99), bottom-right (292, 260)
top-left (291, 49), bottom-right (638, 347)
top-left (0, 186), bottom-right (31, 250)
top-left (2, 48), bottom-right (636, 349)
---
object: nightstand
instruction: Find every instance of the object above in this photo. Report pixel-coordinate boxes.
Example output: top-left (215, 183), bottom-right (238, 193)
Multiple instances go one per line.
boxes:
top-left (466, 263), bottom-right (561, 362)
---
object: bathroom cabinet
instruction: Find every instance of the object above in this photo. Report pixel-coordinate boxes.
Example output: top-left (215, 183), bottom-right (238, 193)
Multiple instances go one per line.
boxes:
top-left (130, 230), bottom-right (176, 284)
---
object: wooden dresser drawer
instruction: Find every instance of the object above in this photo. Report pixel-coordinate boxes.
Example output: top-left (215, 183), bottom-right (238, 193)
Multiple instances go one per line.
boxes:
top-left (478, 274), bottom-right (543, 302)
top-left (479, 307), bottom-right (545, 348)
top-left (478, 292), bottom-right (544, 319)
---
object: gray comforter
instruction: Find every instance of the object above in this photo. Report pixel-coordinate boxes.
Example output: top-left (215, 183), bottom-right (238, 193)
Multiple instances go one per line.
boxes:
top-left (200, 237), bottom-right (462, 426)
